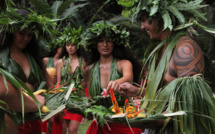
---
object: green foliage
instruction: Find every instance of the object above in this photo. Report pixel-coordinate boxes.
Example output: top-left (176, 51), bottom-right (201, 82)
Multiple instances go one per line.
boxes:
top-left (0, 8), bottom-right (57, 42)
top-left (85, 105), bottom-right (113, 127)
top-left (57, 26), bottom-right (82, 47)
top-left (145, 77), bottom-right (215, 133)
top-left (0, 66), bottom-right (41, 130)
top-left (81, 21), bottom-right (130, 50)
top-left (117, 0), bottom-right (207, 31)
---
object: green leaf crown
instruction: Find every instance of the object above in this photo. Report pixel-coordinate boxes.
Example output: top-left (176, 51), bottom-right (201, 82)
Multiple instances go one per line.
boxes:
top-left (57, 26), bottom-right (82, 48)
top-left (117, 0), bottom-right (207, 31)
top-left (81, 21), bottom-right (130, 50)
top-left (0, 8), bottom-right (57, 40)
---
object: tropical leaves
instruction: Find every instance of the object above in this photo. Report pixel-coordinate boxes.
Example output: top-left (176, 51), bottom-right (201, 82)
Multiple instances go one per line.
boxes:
top-left (57, 26), bottom-right (82, 47)
top-left (85, 105), bottom-right (113, 127)
top-left (0, 66), bottom-right (41, 131)
top-left (117, 0), bottom-right (207, 31)
top-left (81, 21), bottom-right (130, 50)
top-left (0, 8), bottom-right (58, 41)
top-left (145, 76), bottom-right (215, 133)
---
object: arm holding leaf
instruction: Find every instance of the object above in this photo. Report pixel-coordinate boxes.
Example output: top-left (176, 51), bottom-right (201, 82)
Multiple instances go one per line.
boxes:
top-left (0, 76), bottom-right (45, 112)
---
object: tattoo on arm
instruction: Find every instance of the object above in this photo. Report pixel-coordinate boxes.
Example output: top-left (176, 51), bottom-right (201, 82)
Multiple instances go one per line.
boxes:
top-left (172, 37), bottom-right (204, 77)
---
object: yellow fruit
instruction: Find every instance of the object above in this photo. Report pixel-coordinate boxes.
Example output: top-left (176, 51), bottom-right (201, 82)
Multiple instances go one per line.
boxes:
top-left (137, 113), bottom-right (147, 118)
top-left (46, 67), bottom-right (57, 84)
top-left (41, 106), bottom-right (49, 113)
top-left (33, 89), bottom-right (47, 95)
top-left (59, 89), bottom-right (64, 92)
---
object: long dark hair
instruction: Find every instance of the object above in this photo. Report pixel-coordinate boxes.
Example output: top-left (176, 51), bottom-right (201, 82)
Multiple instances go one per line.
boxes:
top-left (83, 40), bottom-right (143, 83)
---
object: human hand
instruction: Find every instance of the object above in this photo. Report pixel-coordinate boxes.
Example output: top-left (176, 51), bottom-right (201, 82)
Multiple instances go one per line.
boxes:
top-left (119, 82), bottom-right (141, 97)
top-left (34, 95), bottom-right (46, 108)
top-left (106, 80), bottom-right (120, 93)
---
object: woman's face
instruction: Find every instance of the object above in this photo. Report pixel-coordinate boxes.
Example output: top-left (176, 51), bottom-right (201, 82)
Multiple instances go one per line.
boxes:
top-left (12, 28), bottom-right (33, 50)
top-left (56, 47), bottom-right (63, 55)
top-left (97, 36), bottom-right (114, 56)
top-left (66, 43), bottom-right (77, 55)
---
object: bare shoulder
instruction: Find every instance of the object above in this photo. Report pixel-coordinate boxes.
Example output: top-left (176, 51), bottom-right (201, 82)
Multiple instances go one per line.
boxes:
top-left (117, 59), bottom-right (132, 73)
top-left (57, 58), bottom-right (63, 64)
top-left (43, 57), bottom-right (49, 62)
top-left (172, 36), bottom-right (204, 77)
top-left (117, 59), bottom-right (132, 66)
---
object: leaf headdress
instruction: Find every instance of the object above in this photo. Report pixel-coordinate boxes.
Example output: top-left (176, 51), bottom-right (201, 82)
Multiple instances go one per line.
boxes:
top-left (117, 0), bottom-right (215, 36)
top-left (0, 8), bottom-right (57, 41)
top-left (57, 26), bottom-right (82, 48)
top-left (81, 21), bottom-right (130, 50)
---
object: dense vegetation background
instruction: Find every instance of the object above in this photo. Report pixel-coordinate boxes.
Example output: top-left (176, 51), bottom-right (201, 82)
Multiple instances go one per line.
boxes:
top-left (1, 0), bottom-right (215, 91)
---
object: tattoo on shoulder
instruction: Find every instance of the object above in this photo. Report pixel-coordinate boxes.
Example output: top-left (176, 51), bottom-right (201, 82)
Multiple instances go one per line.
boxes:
top-left (172, 37), bottom-right (204, 77)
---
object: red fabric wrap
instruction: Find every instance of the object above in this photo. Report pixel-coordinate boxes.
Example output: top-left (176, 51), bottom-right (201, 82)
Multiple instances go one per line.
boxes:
top-left (62, 109), bottom-right (83, 122)
top-left (19, 120), bottom-right (48, 134)
top-left (86, 120), bottom-right (142, 134)
top-left (52, 114), bottom-right (63, 134)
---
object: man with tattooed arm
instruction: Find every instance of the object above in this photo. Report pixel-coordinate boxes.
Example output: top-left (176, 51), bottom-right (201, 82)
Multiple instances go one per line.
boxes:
top-left (117, 0), bottom-right (215, 134)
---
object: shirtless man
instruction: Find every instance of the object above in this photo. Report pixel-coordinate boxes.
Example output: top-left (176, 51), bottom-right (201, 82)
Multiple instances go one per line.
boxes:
top-left (119, 12), bottom-right (204, 97)
top-left (117, 1), bottom-right (212, 133)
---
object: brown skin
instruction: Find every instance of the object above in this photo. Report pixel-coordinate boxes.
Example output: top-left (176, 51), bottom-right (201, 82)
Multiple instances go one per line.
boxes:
top-left (43, 47), bottom-right (63, 68)
top-left (56, 43), bottom-right (85, 134)
top-left (43, 47), bottom-right (63, 85)
top-left (43, 47), bottom-right (62, 134)
top-left (0, 76), bottom-right (45, 112)
top-left (119, 13), bottom-right (204, 129)
top-left (84, 37), bottom-right (133, 97)
top-left (4, 28), bottom-right (53, 134)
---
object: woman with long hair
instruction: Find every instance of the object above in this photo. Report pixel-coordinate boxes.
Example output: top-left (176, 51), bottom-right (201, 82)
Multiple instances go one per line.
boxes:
top-left (56, 26), bottom-right (85, 134)
top-left (0, 9), bottom-right (55, 134)
top-left (82, 22), bottom-right (142, 134)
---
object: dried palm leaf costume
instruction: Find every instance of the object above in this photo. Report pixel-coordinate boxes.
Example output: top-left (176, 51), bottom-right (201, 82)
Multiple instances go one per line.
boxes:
top-left (82, 22), bottom-right (142, 134)
top-left (0, 8), bottom-right (57, 133)
top-left (117, 0), bottom-right (215, 134)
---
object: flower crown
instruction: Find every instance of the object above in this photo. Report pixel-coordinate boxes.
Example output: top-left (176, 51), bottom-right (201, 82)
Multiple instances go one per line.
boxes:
top-left (0, 8), bottom-right (57, 41)
top-left (81, 21), bottom-right (130, 50)
top-left (117, 0), bottom-right (207, 31)
top-left (57, 26), bottom-right (82, 48)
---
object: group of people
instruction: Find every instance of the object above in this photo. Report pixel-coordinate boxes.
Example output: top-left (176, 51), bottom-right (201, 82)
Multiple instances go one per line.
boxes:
top-left (0, 0), bottom-right (215, 134)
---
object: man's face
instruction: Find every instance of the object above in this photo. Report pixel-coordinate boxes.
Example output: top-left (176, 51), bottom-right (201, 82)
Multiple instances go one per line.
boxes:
top-left (140, 13), bottom-right (162, 40)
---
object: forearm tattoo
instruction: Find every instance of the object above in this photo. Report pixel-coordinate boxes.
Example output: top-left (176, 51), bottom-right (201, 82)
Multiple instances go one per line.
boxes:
top-left (172, 36), bottom-right (204, 77)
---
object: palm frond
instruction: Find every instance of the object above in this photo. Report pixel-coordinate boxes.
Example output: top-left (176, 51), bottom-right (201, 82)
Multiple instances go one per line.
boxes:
top-left (168, 5), bottom-right (185, 24)
top-left (51, 1), bottom-right (63, 18)
top-left (57, 0), bottom-right (76, 16)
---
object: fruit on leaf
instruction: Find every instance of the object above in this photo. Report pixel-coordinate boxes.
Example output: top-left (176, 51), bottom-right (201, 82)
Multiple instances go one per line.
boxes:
top-left (41, 106), bottom-right (49, 113)
top-left (33, 89), bottom-right (47, 95)
top-left (137, 113), bottom-right (147, 118)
